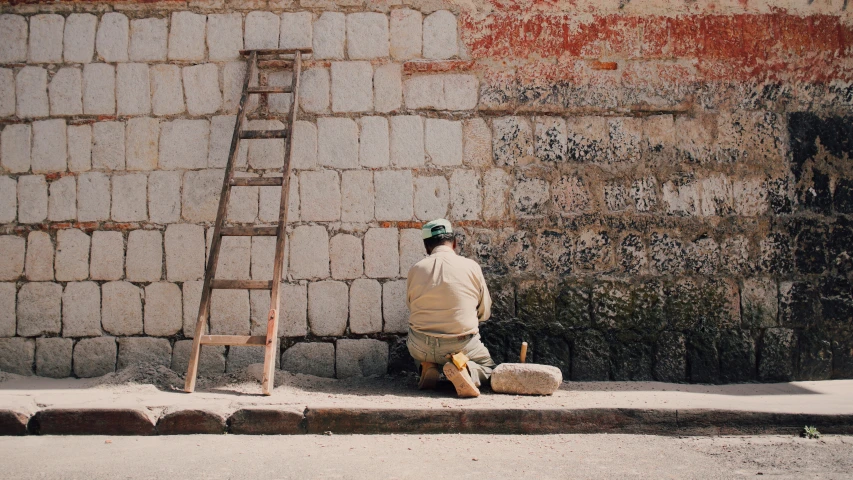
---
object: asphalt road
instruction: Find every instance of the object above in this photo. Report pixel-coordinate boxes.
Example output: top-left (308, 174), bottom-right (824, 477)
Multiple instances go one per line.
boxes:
top-left (2, 434), bottom-right (851, 479)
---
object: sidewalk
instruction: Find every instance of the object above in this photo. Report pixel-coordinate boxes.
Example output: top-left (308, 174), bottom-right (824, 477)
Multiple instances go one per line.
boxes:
top-left (1, 366), bottom-right (852, 436)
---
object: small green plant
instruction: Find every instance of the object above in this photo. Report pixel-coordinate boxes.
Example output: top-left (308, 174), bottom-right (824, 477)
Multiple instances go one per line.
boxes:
top-left (802, 425), bottom-right (821, 439)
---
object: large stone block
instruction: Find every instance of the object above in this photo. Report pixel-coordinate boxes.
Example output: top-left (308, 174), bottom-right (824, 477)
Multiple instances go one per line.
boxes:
top-left (340, 170), bottom-right (374, 223)
top-left (511, 175), bottom-right (549, 219)
top-left (130, 18), bottom-right (167, 62)
top-left (144, 282), bottom-right (182, 337)
top-left (300, 170), bottom-right (340, 221)
top-left (374, 63), bottom-right (402, 113)
top-left (160, 119), bottom-right (209, 170)
top-left (0, 176), bottom-right (15, 223)
top-left (390, 9), bottom-right (421, 61)
top-left (63, 13), bottom-right (97, 63)
top-left (358, 116), bottom-right (389, 168)
top-left (0, 236), bottom-right (25, 281)
top-left (759, 327), bottom-right (796, 382)
top-left (346, 13), bottom-right (389, 59)
top-left (25, 231), bottom-right (53, 281)
top-left (67, 124), bottom-right (92, 172)
top-left (249, 236), bottom-right (276, 281)
top-left (226, 345), bottom-right (279, 373)
top-left (330, 234), bottom-right (363, 280)
top-left (245, 119), bottom-right (285, 170)
top-left (182, 169), bottom-right (224, 222)
top-left (0, 338), bottom-right (34, 376)
top-left (245, 11), bottom-right (279, 50)
top-left (0, 68), bottom-right (13, 116)
top-left (653, 331), bottom-right (687, 383)
top-left (182, 281), bottom-right (202, 337)
top-left (404, 74), bottom-right (477, 111)
top-left (150, 64), bottom-right (185, 116)
top-left (248, 283), bottom-right (307, 337)
top-left (374, 170), bottom-right (413, 221)
top-left (125, 117), bottom-right (159, 171)
top-left (281, 342), bottom-right (334, 378)
top-left (126, 230), bottom-right (162, 282)
top-left (183, 64), bottom-right (221, 115)
top-left (102, 281), bottom-right (143, 336)
top-left (48, 173), bottom-right (76, 222)
top-left (117, 337), bottom-right (171, 370)
top-left (535, 117), bottom-right (568, 163)
top-left (55, 229), bottom-right (90, 282)
top-left (741, 277), bottom-right (778, 329)
top-left (16, 66), bottom-right (49, 118)
top-left (36, 337), bottom-right (72, 378)
top-left (571, 330), bottom-right (609, 381)
top-left (336, 339), bottom-right (388, 378)
top-left (364, 228), bottom-right (399, 279)
top-left (482, 169), bottom-right (509, 221)
top-left (493, 116), bottom-right (534, 166)
top-left (48, 67), bottom-right (83, 116)
top-left (331, 61), bottom-right (373, 113)
top-left (29, 14), bottom-right (65, 63)
top-left (280, 12), bottom-right (312, 50)
top-left (289, 225), bottom-right (329, 280)
top-left (111, 174), bottom-right (148, 222)
top-left (77, 172), bottom-right (110, 222)
top-left (0, 283), bottom-right (15, 337)
top-left (382, 279), bottom-right (408, 333)
top-left (207, 13), bottom-right (243, 61)
top-left (317, 117), bottom-right (358, 168)
top-left (312, 12), bottom-right (345, 60)
top-left (300, 67), bottom-right (330, 114)
top-left (390, 115), bottom-right (424, 167)
top-left (62, 281), bottom-right (101, 337)
top-left (92, 121), bottom-right (125, 170)
top-left (96, 12), bottom-right (129, 62)
top-left (450, 170), bottom-right (481, 220)
top-left (171, 340), bottom-right (225, 377)
top-left (349, 279), bottom-right (382, 334)
top-left (491, 363), bottom-right (562, 395)
top-left (210, 289), bottom-right (250, 335)
top-left (0, 15), bottom-right (28, 63)
top-left (399, 229), bottom-right (424, 277)
top-left (308, 280), bottom-right (348, 336)
top-left (290, 120), bottom-right (317, 170)
top-left (17, 282), bottom-right (62, 337)
top-left (164, 224), bottom-right (205, 282)
top-left (31, 119), bottom-right (67, 173)
top-left (116, 63), bottom-right (151, 116)
top-left (218, 236), bottom-right (251, 281)
top-left (82, 63), bottom-right (115, 115)
top-left (1, 124), bottom-right (31, 173)
top-left (168, 12), bottom-right (206, 61)
top-left (423, 10), bottom-right (458, 59)
top-left (89, 231), bottom-right (123, 281)
top-left (73, 337), bottom-right (117, 377)
top-left (425, 118), bottom-right (462, 167)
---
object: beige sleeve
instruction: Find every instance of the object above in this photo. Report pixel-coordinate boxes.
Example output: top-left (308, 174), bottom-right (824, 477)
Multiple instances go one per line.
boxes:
top-left (477, 267), bottom-right (491, 323)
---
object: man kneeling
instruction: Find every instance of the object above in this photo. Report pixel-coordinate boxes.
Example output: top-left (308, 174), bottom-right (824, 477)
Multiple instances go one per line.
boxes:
top-left (406, 219), bottom-right (496, 398)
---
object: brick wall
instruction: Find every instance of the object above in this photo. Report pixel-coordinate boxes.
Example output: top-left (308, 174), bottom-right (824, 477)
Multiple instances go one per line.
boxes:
top-left (0, 0), bottom-right (851, 383)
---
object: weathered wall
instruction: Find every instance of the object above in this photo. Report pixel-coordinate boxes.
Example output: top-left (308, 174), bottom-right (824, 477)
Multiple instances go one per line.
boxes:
top-left (0, 0), bottom-right (850, 383)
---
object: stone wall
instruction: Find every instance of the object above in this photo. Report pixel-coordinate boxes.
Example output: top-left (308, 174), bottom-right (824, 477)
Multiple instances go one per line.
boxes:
top-left (0, 0), bottom-right (851, 383)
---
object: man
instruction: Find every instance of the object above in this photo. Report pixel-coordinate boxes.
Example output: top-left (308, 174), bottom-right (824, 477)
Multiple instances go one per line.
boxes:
top-left (406, 219), bottom-right (496, 398)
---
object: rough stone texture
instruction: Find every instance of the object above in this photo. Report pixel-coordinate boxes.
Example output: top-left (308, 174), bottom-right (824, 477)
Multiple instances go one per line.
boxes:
top-left (144, 282), bottom-right (182, 337)
top-left (425, 119), bottom-right (462, 166)
top-left (0, 14), bottom-right (27, 63)
top-left (102, 281), bottom-right (143, 336)
top-left (390, 9), bottom-right (421, 61)
top-left (423, 10), bottom-right (458, 60)
top-left (207, 13), bottom-right (242, 62)
top-left (210, 289), bottom-right (250, 335)
top-left (67, 124), bottom-right (92, 172)
top-left (1, 124), bottom-right (31, 173)
top-left (280, 12), bottom-right (312, 50)
top-left (35, 337), bottom-right (72, 378)
top-left (49, 175), bottom-right (78, 221)
top-left (63, 13), bottom-right (97, 63)
top-left (245, 11), bottom-right (279, 50)
top-left (300, 68), bottom-right (330, 114)
top-left (349, 279), bottom-right (382, 334)
top-left (160, 119), bottom-right (209, 170)
top-left (281, 342), bottom-right (335, 378)
top-left (0, 69), bottom-right (13, 117)
top-left (31, 119), bottom-right (67, 173)
top-left (54, 229), bottom-right (90, 282)
top-left (150, 65), bottom-right (185, 116)
top-left (24, 231), bottom-right (53, 281)
top-left (317, 117), bottom-right (358, 168)
top-left (29, 14), bottom-right (64, 64)
top-left (17, 282), bottom-right (62, 337)
top-left (17, 176), bottom-right (48, 224)
top-left (183, 64), bottom-right (221, 116)
top-left (49, 68), bottom-right (83, 116)
top-left (116, 63), bottom-right (151, 116)
top-left (347, 13), bottom-right (389, 60)
top-left (374, 63), bottom-right (402, 113)
top-left (126, 230), bottom-right (162, 282)
top-left (330, 234), bottom-right (363, 280)
top-left (390, 115), bottom-right (424, 167)
top-left (164, 224), bottom-right (205, 282)
top-left (331, 61), bottom-right (373, 113)
top-left (0, 236), bottom-right (25, 281)
top-left (336, 338), bottom-right (388, 378)
top-left (130, 18), bottom-right (167, 62)
top-left (182, 169), bottom-right (224, 222)
top-left (399, 229), bottom-right (424, 277)
top-left (341, 170), bottom-right (374, 223)
top-left (382, 279), bottom-right (408, 333)
top-left (308, 281), bottom-right (348, 337)
top-left (92, 121), bottom-right (125, 170)
top-left (374, 170), bottom-right (413, 221)
top-left (111, 174), bottom-right (148, 222)
top-left (300, 170), bottom-right (341, 221)
top-left (168, 11), bottom-right (205, 61)
top-left (73, 337), bottom-right (116, 377)
top-left (364, 228), bottom-right (399, 279)
top-left (96, 12), bottom-right (128, 62)
top-left (171, 340), bottom-right (226, 377)
top-left (359, 116), bottom-right (390, 168)
top-left (289, 225), bottom-right (329, 280)
top-left (126, 117), bottom-right (159, 171)
top-left (312, 12), bottom-right (345, 60)
top-left (0, 338), bottom-right (34, 376)
top-left (77, 172), bottom-right (110, 222)
top-left (0, 176), bottom-right (15, 224)
top-left (117, 337), bottom-right (171, 370)
top-left (62, 281), bottom-right (101, 338)
top-left (741, 278), bottom-right (778, 329)
top-left (16, 66), bottom-right (49, 118)
top-left (491, 363), bottom-right (563, 395)
top-left (0, 283), bottom-right (15, 337)
top-left (414, 176), bottom-right (448, 221)
top-left (89, 231), bottom-right (123, 281)
top-left (82, 63), bottom-right (115, 115)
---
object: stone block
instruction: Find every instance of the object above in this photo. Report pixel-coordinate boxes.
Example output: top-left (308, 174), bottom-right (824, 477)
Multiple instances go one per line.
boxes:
top-left (511, 174), bottom-right (549, 218)
top-left (117, 337), bottom-right (171, 370)
top-left (300, 170), bottom-right (340, 222)
top-left (312, 12), bottom-right (345, 60)
top-left (73, 337), bottom-right (116, 377)
top-left (169, 12), bottom-right (206, 61)
top-left (349, 279), bottom-right (381, 334)
top-left (183, 64), bottom-right (221, 116)
top-left (399, 229), bottom-right (424, 277)
top-left (77, 172), bottom-right (110, 222)
top-left (0, 176), bottom-right (14, 223)
top-left (552, 175), bottom-right (589, 215)
top-left (227, 181), bottom-right (259, 224)
top-left (759, 328), bottom-right (796, 382)
top-left (17, 282), bottom-right (62, 337)
top-left (55, 229), bottom-right (90, 282)
top-left (29, 14), bottom-right (64, 63)
top-left (48, 67), bottom-right (83, 116)
top-left (287, 120), bottom-right (316, 170)
top-left (248, 236), bottom-right (276, 282)
top-left (207, 13), bottom-right (243, 61)
top-left (336, 339), bottom-right (388, 378)
top-left (1, 124), bottom-right (30, 173)
top-left (390, 9), bottom-right (422, 61)
top-left (224, 61), bottom-right (254, 115)
top-left (425, 118), bottom-right (462, 166)
top-left (0, 236), bottom-right (24, 282)
top-left (289, 225), bottom-right (329, 280)
top-left (535, 117), bottom-right (568, 163)
top-left (62, 281), bottom-right (101, 337)
top-left (258, 173), bottom-right (297, 223)
top-left (160, 119), bottom-right (209, 170)
top-left (449, 170), bottom-right (481, 220)
top-left (346, 13), bottom-right (389, 60)
top-left (116, 63), bottom-right (151, 116)
top-left (374, 170), bottom-right (413, 221)
top-left (25, 231), bottom-right (53, 281)
top-left (31, 119), bottom-right (67, 173)
top-left (125, 230), bottom-right (162, 282)
top-left (280, 12), bottom-right (312, 50)
top-left (182, 169), bottom-right (223, 222)
top-left (182, 281), bottom-right (202, 337)
top-left (423, 10), bottom-right (458, 59)
top-left (125, 117), bottom-right (159, 171)
top-left (111, 174), bottom-right (148, 222)
top-left (281, 342), bottom-right (334, 378)
top-left (210, 289), bottom-right (250, 335)
top-left (308, 280), bottom-right (348, 336)
top-left (390, 115), bottom-right (424, 167)
top-left (331, 61), bottom-right (373, 113)
top-left (249, 283), bottom-right (307, 337)
top-left (18, 175), bottom-right (48, 224)
top-left (297, 67), bottom-right (329, 114)
top-left (88, 231), bottom-right (123, 281)
top-left (0, 283), bottom-right (15, 337)
top-left (0, 68), bottom-right (13, 117)
top-left (382, 279), bottom-right (408, 333)
top-left (144, 282), bottom-right (182, 337)
top-left (330, 234), bottom-right (363, 280)
top-left (171, 340), bottom-right (226, 377)
top-left (245, 11), bottom-right (279, 50)
top-left (129, 18), bottom-right (167, 62)
top-left (164, 224), bottom-right (205, 282)
top-left (493, 116), bottom-right (534, 166)
top-left (92, 121), bottom-right (125, 170)
top-left (63, 13), bottom-right (97, 63)
top-left (491, 363), bottom-right (562, 395)
top-left (16, 67), bottom-right (49, 118)
top-left (0, 15), bottom-right (28, 63)
top-left (374, 63), bottom-right (401, 113)
top-left (246, 119), bottom-right (285, 169)
top-left (741, 277), bottom-right (778, 329)
top-left (340, 170), bottom-right (374, 223)
top-left (448, 75), bottom-right (481, 110)
top-left (413, 175), bottom-right (448, 221)
top-left (97, 12), bottom-right (128, 62)
top-left (208, 115), bottom-right (236, 168)
top-left (102, 281), bottom-right (143, 336)
top-left (317, 117), bottom-right (358, 168)
top-left (36, 337), bottom-right (72, 378)
top-left (571, 329), bottom-right (609, 381)
top-left (358, 116), bottom-right (389, 168)
top-left (482, 169), bottom-right (509, 221)
top-left (150, 64), bottom-right (184, 116)
top-left (267, 70), bottom-right (293, 113)
top-left (0, 338), bottom-right (34, 376)
top-left (67, 124), bottom-right (92, 172)
top-left (218, 236), bottom-right (251, 281)
top-left (82, 63), bottom-right (115, 115)
top-left (364, 228), bottom-right (399, 279)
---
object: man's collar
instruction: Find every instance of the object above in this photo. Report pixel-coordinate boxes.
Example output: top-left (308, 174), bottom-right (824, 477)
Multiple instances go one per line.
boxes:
top-left (431, 245), bottom-right (455, 255)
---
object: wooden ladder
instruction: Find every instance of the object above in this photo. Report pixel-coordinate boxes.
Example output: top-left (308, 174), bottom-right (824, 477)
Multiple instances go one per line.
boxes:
top-left (184, 48), bottom-right (311, 395)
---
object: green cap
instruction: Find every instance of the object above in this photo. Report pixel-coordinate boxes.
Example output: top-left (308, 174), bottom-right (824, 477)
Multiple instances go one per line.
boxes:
top-left (422, 218), bottom-right (453, 239)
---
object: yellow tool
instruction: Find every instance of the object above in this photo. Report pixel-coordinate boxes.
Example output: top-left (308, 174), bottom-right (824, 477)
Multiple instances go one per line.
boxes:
top-left (520, 342), bottom-right (528, 363)
top-left (450, 352), bottom-right (469, 370)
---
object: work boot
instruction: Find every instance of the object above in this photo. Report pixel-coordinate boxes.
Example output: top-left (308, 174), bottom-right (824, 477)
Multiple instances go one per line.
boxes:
top-left (443, 362), bottom-right (480, 398)
top-left (418, 362), bottom-right (440, 390)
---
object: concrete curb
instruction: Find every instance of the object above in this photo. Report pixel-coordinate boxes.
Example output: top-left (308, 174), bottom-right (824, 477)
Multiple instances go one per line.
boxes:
top-left (3, 408), bottom-right (852, 436)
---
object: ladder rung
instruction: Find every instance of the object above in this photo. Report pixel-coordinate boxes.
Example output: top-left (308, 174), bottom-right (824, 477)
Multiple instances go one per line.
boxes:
top-left (241, 48), bottom-right (313, 55)
top-left (258, 60), bottom-right (292, 69)
top-left (221, 226), bottom-right (278, 236)
top-left (240, 130), bottom-right (288, 139)
top-left (248, 86), bottom-right (292, 94)
top-left (211, 280), bottom-right (273, 289)
top-left (199, 335), bottom-right (268, 346)
top-left (230, 177), bottom-right (283, 187)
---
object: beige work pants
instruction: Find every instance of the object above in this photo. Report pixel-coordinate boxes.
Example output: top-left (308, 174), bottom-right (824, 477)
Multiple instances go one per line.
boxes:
top-left (406, 327), bottom-right (496, 387)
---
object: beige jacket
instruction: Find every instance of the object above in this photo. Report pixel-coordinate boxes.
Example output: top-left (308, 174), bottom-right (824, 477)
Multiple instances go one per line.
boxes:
top-left (406, 245), bottom-right (492, 337)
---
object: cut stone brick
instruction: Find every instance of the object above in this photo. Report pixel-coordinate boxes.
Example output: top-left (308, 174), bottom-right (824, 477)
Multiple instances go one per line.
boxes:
top-left (267, 70), bottom-right (293, 113)
top-left (312, 12), bottom-right (345, 60)
top-left (258, 173), bottom-right (298, 223)
top-left (208, 115), bottom-right (236, 168)
top-left (36, 337), bottom-right (72, 378)
top-left (399, 229), bottom-right (424, 277)
top-left (73, 337), bottom-right (116, 377)
top-left (341, 170), bottom-right (374, 223)
top-left (742, 277), bottom-right (778, 329)
top-left (218, 236), bottom-right (251, 281)
top-left (0, 15), bottom-right (28, 63)
top-left (67, 124), bottom-right (92, 172)
top-left (382, 279), bottom-right (408, 333)
top-left (144, 282), bottom-right (182, 336)
top-left (164, 223), bottom-right (204, 282)
top-left (183, 64), bottom-right (221, 116)
top-left (330, 234), bottom-right (363, 280)
top-left (463, 118), bottom-right (492, 167)
top-left (63, 13), bottom-right (97, 63)
top-left (336, 338), bottom-right (388, 378)
top-left (126, 230), bottom-right (162, 282)
top-left (0, 68), bottom-right (14, 116)
top-left (1, 124), bottom-right (30, 173)
top-left (62, 281), bottom-right (101, 337)
top-left (0, 283), bottom-right (14, 337)
top-left (374, 169), bottom-right (413, 221)
top-left (77, 172), bottom-right (110, 222)
top-left (92, 121), bottom-right (125, 171)
top-left (245, 11), bottom-right (280, 50)
top-left (171, 340), bottom-right (226, 377)
top-left (0, 176), bottom-right (15, 223)
top-left (249, 283), bottom-right (307, 337)
top-left (129, 18), bottom-right (167, 62)
top-left (117, 337), bottom-right (171, 370)
top-left (48, 67), bottom-right (83, 116)
top-left (246, 119), bottom-right (285, 169)
top-left (96, 12), bottom-right (129, 63)
top-left (535, 117), bottom-right (568, 163)
top-left (551, 175), bottom-right (589, 215)
top-left (300, 170), bottom-right (340, 222)
top-left (210, 289), bottom-right (250, 335)
top-left (364, 228), bottom-right (399, 279)
top-left (0, 236), bottom-right (25, 281)
top-left (493, 116), bottom-right (534, 166)
top-left (227, 181), bottom-right (259, 224)
top-left (16, 67), bottom-right (49, 118)
top-left (289, 225), bottom-right (330, 280)
top-left (512, 175), bottom-right (549, 218)
top-left (102, 281), bottom-right (143, 336)
top-left (89, 232), bottom-right (124, 282)
top-left (168, 12), bottom-right (206, 61)
top-left (31, 119), bottom-right (67, 173)
top-left (414, 175), bottom-right (449, 221)
top-left (403, 75), bottom-right (444, 110)
top-left (182, 169), bottom-right (224, 222)
top-left (281, 342), bottom-right (334, 377)
top-left (423, 10), bottom-right (458, 59)
top-left (349, 279), bottom-right (381, 334)
top-left (207, 13), bottom-right (243, 62)
top-left (425, 118), bottom-right (463, 167)
top-left (491, 363), bottom-right (562, 395)
top-left (390, 115), bottom-right (424, 167)
top-left (55, 229), bottom-right (90, 282)
top-left (82, 63), bottom-right (115, 115)
top-left (17, 281), bottom-right (62, 337)
top-left (291, 120), bottom-right (317, 170)
top-left (374, 63), bottom-right (402, 113)
top-left (18, 175), bottom-right (48, 224)
top-left (300, 67), bottom-right (330, 114)
top-left (308, 280), bottom-right (348, 336)
top-left (29, 14), bottom-right (65, 64)
top-left (347, 13), bottom-right (389, 60)
top-left (359, 116), bottom-right (389, 168)
top-left (222, 61), bottom-right (248, 114)
top-left (280, 12), bottom-right (313, 50)
top-left (331, 61), bottom-right (373, 113)
top-left (116, 63), bottom-right (151, 115)
top-left (443, 74), bottom-right (478, 110)
top-left (182, 281), bottom-right (202, 337)
top-left (390, 9), bottom-right (422, 61)
top-left (150, 64), bottom-right (185, 116)
top-left (25, 231), bottom-right (53, 281)
top-left (0, 338), bottom-right (34, 376)
top-left (125, 117), bottom-right (159, 171)
top-left (317, 117), bottom-right (358, 168)
top-left (160, 119), bottom-right (209, 170)
top-left (111, 174), bottom-right (148, 222)
top-left (249, 236), bottom-right (277, 281)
